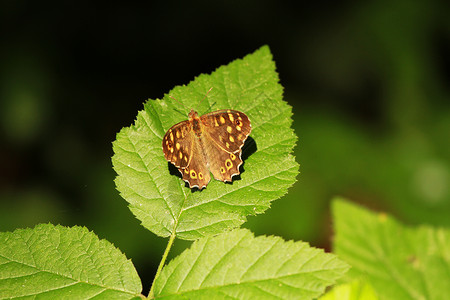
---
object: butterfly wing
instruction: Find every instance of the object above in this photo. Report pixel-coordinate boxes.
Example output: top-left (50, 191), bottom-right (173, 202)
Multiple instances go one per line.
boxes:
top-left (203, 136), bottom-right (243, 182)
top-left (200, 110), bottom-right (251, 182)
top-left (162, 121), bottom-right (193, 169)
top-left (162, 120), bottom-right (210, 189)
top-left (181, 137), bottom-right (211, 189)
top-left (200, 110), bottom-right (251, 154)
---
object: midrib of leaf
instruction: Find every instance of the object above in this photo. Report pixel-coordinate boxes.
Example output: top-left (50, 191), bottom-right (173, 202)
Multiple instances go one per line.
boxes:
top-left (172, 181), bottom-right (190, 234)
top-left (0, 254), bottom-right (135, 296)
top-left (13, 283), bottom-right (124, 300)
top-left (14, 282), bottom-right (79, 299)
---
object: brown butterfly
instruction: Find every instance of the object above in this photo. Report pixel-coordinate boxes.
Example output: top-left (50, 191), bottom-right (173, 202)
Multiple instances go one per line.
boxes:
top-left (162, 109), bottom-right (251, 189)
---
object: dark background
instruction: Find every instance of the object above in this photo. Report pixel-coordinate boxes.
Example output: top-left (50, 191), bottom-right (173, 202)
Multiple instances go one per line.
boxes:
top-left (1, 0), bottom-right (449, 293)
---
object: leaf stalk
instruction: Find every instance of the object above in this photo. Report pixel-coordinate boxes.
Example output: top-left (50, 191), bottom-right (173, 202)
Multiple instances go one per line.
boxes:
top-left (148, 230), bottom-right (176, 298)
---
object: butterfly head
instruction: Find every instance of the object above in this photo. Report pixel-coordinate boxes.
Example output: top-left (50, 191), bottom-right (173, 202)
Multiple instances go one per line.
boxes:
top-left (188, 109), bottom-right (198, 119)
top-left (188, 109), bottom-right (202, 134)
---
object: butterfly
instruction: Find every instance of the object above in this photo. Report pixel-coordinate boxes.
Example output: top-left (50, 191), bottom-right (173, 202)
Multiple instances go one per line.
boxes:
top-left (162, 109), bottom-right (252, 189)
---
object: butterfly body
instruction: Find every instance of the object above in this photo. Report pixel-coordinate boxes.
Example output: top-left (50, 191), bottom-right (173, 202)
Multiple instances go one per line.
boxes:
top-left (162, 109), bottom-right (251, 189)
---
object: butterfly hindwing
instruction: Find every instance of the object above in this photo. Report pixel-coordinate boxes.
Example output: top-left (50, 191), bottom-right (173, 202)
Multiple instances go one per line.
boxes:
top-left (203, 135), bottom-right (243, 182)
top-left (180, 138), bottom-right (211, 189)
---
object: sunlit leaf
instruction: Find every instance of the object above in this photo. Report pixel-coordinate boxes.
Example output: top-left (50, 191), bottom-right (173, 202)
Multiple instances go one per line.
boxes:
top-left (0, 224), bottom-right (142, 299)
top-left (112, 46), bottom-right (299, 240)
top-left (153, 229), bottom-right (349, 299)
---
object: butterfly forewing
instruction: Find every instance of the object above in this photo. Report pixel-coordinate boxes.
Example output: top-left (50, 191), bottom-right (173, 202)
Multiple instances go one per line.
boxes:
top-left (200, 110), bottom-right (251, 154)
top-left (162, 121), bottom-right (193, 169)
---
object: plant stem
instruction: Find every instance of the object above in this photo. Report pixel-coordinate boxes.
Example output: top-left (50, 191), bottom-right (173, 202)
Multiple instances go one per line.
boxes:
top-left (148, 231), bottom-right (176, 299)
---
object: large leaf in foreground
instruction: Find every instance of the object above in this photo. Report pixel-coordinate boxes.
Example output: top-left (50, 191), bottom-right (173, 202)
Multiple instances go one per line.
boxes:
top-left (153, 229), bottom-right (349, 299)
top-left (112, 46), bottom-right (298, 240)
top-left (333, 198), bottom-right (450, 300)
top-left (0, 224), bottom-right (141, 299)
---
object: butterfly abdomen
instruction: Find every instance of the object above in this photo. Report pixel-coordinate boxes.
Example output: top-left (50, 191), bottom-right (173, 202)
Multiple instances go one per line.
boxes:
top-left (192, 118), bottom-right (201, 135)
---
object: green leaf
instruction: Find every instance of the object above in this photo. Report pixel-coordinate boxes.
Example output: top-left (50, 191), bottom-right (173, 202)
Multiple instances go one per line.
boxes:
top-left (319, 280), bottom-right (379, 300)
top-left (112, 46), bottom-right (299, 240)
top-left (0, 224), bottom-right (142, 299)
top-left (153, 229), bottom-right (349, 299)
top-left (333, 198), bottom-right (450, 300)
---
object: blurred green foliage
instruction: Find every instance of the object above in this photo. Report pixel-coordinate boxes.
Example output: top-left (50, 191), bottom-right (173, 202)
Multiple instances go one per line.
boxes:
top-left (1, 0), bottom-right (449, 291)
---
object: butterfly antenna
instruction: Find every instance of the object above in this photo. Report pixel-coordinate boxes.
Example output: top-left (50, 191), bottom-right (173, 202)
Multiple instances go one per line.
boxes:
top-left (197, 87), bottom-right (213, 107)
top-left (169, 95), bottom-right (189, 116)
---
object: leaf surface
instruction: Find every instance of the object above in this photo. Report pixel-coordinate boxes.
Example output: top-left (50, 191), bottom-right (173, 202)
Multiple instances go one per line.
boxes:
top-left (112, 46), bottom-right (299, 240)
top-left (319, 280), bottom-right (379, 300)
top-left (333, 198), bottom-right (450, 300)
top-left (153, 229), bottom-right (349, 299)
top-left (0, 224), bottom-right (142, 299)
